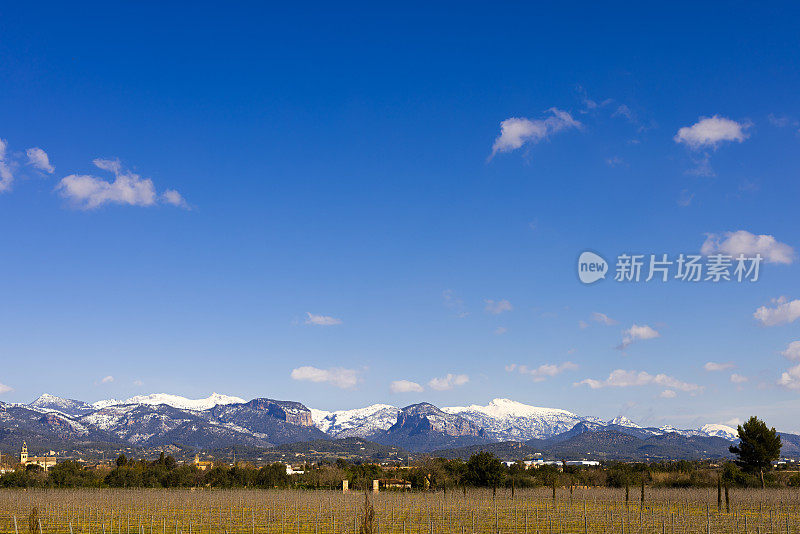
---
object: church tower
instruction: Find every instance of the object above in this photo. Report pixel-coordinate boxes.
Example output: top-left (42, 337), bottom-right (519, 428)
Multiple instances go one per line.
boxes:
top-left (20, 442), bottom-right (28, 465)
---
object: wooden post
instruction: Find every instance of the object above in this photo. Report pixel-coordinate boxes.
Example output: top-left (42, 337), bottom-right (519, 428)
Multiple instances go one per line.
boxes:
top-left (725, 484), bottom-right (730, 514)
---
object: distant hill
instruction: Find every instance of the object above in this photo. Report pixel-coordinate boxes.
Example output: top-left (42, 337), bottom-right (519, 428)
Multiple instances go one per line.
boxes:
top-left (266, 438), bottom-right (408, 462)
top-left (436, 426), bottom-right (735, 461)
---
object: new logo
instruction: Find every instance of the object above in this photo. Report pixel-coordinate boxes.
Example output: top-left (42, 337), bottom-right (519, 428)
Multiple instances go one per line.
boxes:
top-left (578, 251), bottom-right (608, 284)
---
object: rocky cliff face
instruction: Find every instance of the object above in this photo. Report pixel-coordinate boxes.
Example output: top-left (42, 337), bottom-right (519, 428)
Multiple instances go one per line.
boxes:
top-left (391, 403), bottom-right (485, 437)
top-left (245, 398), bottom-right (314, 426)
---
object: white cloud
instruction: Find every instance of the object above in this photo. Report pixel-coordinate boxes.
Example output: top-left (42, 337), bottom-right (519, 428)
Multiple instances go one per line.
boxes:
top-left (489, 108), bottom-right (582, 158)
top-left (484, 299), bottom-right (513, 315)
top-left (507, 361), bottom-right (578, 382)
top-left (0, 139), bottom-right (14, 192)
top-left (93, 158), bottom-right (122, 174)
top-left (290, 366), bottom-right (359, 389)
top-left (0, 382), bottom-right (13, 394)
top-left (162, 189), bottom-right (188, 208)
top-left (493, 326), bottom-right (508, 335)
top-left (674, 116), bottom-right (750, 149)
top-left (58, 172), bottom-right (156, 209)
top-left (659, 390), bottom-right (676, 399)
top-left (575, 369), bottom-right (702, 392)
top-left (390, 380), bottom-right (424, 393)
top-left (304, 312), bottom-right (342, 326)
top-left (56, 158), bottom-right (186, 209)
top-left (428, 373), bottom-right (469, 391)
top-left (781, 341), bottom-right (800, 361)
top-left (704, 361), bottom-right (735, 372)
top-left (701, 231), bottom-right (794, 264)
top-left (777, 364), bottom-right (800, 390)
top-left (133, 380), bottom-right (144, 387)
top-left (25, 147), bottom-right (54, 173)
top-left (730, 373), bottom-right (749, 384)
top-left (754, 297), bottom-right (800, 326)
top-left (100, 375), bottom-right (114, 383)
top-left (617, 324), bottom-right (660, 350)
top-left (592, 312), bottom-right (618, 326)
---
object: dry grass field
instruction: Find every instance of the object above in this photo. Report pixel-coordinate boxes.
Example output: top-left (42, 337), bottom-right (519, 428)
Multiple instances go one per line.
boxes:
top-left (1, 487), bottom-right (799, 534)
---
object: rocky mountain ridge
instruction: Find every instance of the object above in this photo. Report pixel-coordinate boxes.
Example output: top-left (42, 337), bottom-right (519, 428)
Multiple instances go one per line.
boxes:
top-left (0, 393), bottom-right (753, 456)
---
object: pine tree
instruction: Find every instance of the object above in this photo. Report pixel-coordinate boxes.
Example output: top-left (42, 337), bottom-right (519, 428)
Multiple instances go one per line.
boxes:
top-left (728, 416), bottom-right (781, 488)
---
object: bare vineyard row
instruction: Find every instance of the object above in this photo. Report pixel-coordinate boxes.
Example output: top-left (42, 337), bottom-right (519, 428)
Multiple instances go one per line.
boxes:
top-left (2, 488), bottom-right (800, 534)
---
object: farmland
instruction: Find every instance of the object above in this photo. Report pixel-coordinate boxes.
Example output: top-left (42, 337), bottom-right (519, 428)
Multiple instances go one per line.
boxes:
top-left (2, 487), bottom-right (800, 534)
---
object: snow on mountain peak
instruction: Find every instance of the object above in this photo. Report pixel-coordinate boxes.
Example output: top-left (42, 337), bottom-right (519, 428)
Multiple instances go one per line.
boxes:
top-left (29, 393), bottom-right (95, 416)
top-left (609, 416), bottom-right (641, 428)
top-left (442, 398), bottom-right (585, 440)
top-left (443, 398), bottom-right (578, 418)
top-left (20, 392), bottom-right (748, 444)
top-left (31, 393), bottom-right (65, 406)
top-left (700, 423), bottom-right (739, 441)
top-left (92, 392), bottom-right (245, 411)
top-left (311, 404), bottom-right (400, 437)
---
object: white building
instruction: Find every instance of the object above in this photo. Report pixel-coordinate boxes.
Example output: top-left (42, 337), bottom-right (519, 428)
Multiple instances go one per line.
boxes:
top-left (285, 463), bottom-right (305, 475)
top-left (20, 442), bottom-right (57, 471)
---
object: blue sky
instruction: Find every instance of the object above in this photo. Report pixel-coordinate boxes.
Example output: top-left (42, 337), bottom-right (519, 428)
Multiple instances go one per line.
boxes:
top-left (1, 2), bottom-right (800, 431)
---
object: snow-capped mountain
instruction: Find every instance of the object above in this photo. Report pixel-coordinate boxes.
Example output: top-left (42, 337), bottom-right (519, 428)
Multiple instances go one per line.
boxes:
top-left (608, 416), bottom-right (641, 428)
top-left (30, 393), bottom-right (95, 417)
top-left (656, 425), bottom-right (705, 438)
top-left (700, 424), bottom-right (739, 441)
top-left (91, 392), bottom-right (245, 411)
top-left (5, 392), bottom-right (755, 455)
top-left (78, 396), bottom-right (323, 447)
top-left (442, 398), bottom-right (586, 440)
top-left (311, 404), bottom-right (400, 438)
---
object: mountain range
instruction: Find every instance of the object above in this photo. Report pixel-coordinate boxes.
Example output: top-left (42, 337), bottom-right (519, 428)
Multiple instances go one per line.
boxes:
top-left (4, 392), bottom-right (795, 461)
